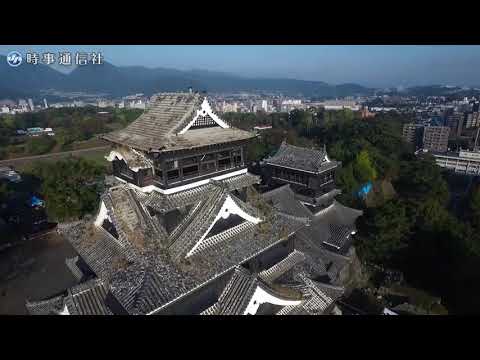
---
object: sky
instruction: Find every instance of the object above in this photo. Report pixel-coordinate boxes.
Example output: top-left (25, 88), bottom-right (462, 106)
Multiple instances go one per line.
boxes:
top-left (1, 45), bottom-right (480, 88)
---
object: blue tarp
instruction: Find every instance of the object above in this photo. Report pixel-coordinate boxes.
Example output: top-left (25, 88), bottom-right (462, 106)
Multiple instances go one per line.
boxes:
top-left (357, 182), bottom-right (373, 199)
top-left (29, 196), bottom-right (45, 207)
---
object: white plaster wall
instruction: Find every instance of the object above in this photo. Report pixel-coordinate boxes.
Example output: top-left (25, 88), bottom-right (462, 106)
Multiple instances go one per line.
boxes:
top-left (94, 201), bottom-right (109, 227)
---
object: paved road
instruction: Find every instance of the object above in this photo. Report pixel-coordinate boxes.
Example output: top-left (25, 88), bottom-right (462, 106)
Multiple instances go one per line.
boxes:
top-left (0, 146), bottom-right (110, 166)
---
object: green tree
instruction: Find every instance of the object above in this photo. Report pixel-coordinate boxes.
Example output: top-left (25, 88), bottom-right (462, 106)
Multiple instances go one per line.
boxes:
top-left (336, 163), bottom-right (358, 195)
top-left (25, 135), bottom-right (57, 155)
top-left (395, 156), bottom-right (449, 207)
top-left (32, 157), bottom-right (104, 222)
top-left (353, 150), bottom-right (377, 184)
top-left (469, 185), bottom-right (480, 228)
top-left (357, 199), bottom-right (411, 265)
top-left (0, 182), bottom-right (11, 203)
top-left (1, 114), bottom-right (17, 129)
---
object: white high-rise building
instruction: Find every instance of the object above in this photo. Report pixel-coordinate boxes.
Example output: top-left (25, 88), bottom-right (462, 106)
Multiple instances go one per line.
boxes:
top-left (28, 98), bottom-right (34, 111)
top-left (261, 100), bottom-right (268, 112)
top-left (43, 99), bottom-right (49, 109)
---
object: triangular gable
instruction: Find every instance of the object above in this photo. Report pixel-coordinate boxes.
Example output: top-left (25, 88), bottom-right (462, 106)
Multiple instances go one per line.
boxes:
top-left (243, 284), bottom-right (303, 315)
top-left (178, 98), bottom-right (230, 134)
top-left (186, 195), bottom-right (261, 257)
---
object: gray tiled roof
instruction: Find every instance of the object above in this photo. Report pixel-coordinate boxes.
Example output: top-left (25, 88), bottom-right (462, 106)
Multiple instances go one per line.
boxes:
top-left (103, 93), bottom-right (202, 150)
top-left (108, 253), bottom-right (198, 315)
top-left (294, 230), bottom-right (351, 284)
top-left (102, 93), bottom-right (255, 152)
top-left (324, 224), bottom-right (353, 249)
top-left (26, 295), bottom-right (65, 315)
top-left (216, 266), bottom-right (305, 315)
top-left (263, 142), bottom-right (338, 174)
top-left (26, 278), bottom-right (112, 315)
top-left (140, 172), bottom-right (260, 213)
top-left (103, 185), bottom-right (163, 254)
top-left (57, 184), bottom-right (357, 315)
top-left (65, 256), bottom-right (84, 282)
top-left (200, 302), bottom-right (220, 315)
top-left (275, 304), bottom-right (298, 315)
top-left (166, 186), bottom-right (262, 260)
top-left (296, 200), bottom-right (363, 254)
top-left (55, 148), bottom-right (361, 317)
top-left (297, 273), bottom-right (344, 315)
top-left (60, 178), bottom-right (306, 315)
top-left (295, 188), bottom-right (342, 208)
top-left (201, 270), bottom-right (344, 316)
top-left (262, 184), bottom-right (313, 219)
top-left (167, 186), bottom-right (228, 260)
top-left (259, 250), bottom-right (306, 283)
top-left (66, 278), bottom-right (112, 315)
top-left (217, 267), bottom-right (258, 315)
top-left (59, 222), bottom-right (131, 280)
top-left (191, 221), bottom-right (257, 257)
top-left (274, 273), bottom-right (344, 315)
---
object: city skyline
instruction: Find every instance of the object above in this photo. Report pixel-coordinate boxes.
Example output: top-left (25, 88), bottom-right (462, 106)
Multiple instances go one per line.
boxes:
top-left (2, 45), bottom-right (480, 88)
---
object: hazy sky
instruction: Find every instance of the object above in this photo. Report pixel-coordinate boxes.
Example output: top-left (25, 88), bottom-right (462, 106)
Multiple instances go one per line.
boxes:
top-left (1, 45), bottom-right (480, 88)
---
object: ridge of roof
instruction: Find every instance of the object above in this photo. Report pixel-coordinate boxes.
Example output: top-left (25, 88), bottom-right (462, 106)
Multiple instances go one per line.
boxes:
top-left (263, 141), bottom-right (338, 174)
top-left (102, 92), bottom-right (255, 152)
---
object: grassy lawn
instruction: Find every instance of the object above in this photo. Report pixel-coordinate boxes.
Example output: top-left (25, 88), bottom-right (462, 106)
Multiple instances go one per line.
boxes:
top-left (13, 147), bottom-right (110, 173)
top-left (75, 148), bottom-right (110, 169)
top-left (70, 138), bottom-right (108, 150)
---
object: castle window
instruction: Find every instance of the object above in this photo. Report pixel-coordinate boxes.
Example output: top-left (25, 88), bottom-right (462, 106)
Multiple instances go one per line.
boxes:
top-left (218, 150), bottom-right (231, 159)
top-left (201, 162), bottom-right (216, 174)
top-left (167, 169), bottom-right (179, 181)
top-left (118, 162), bottom-right (134, 180)
top-left (183, 165), bottom-right (199, 178)
top-left (232, 149), bottom-right (242, 166)
top-left (166, 160), bottom-right (179, 170)
top-left (181, 156), bottom-right (198, 166)
top-left (218, 158), bottom-right (232, 170)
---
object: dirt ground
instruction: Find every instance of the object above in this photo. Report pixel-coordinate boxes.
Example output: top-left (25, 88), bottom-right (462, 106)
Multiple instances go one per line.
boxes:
top-left (0, 232), bottom-right (78, 315)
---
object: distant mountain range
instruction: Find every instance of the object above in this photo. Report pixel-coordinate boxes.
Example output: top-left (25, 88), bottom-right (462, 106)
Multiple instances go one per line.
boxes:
top-left (0, 55), bottom-right (374, 100)
top-left (3, 55), bottom-right (479, 101)
top-left (377, 85), bottom-right (480, 98)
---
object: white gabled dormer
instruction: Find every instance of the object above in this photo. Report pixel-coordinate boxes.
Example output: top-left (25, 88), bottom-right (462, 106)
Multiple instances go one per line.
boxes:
top-left (186, 195), bottom-right (262, 258)
top-left (243, 285), bottom-right (303, 315)
top-left (178, 98), bottom-right (230, 134)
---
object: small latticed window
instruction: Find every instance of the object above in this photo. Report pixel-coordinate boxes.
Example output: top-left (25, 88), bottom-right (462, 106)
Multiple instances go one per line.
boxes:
top-left (183, 165), bottom-right (199, 178)
top-left (191, 114), bottom-right (218, 129)
top-left (166, 160), bottom-right (179, 170)
top-left (167, 169), bottom-right (180, 181)
top-left (181, 156), bottom-right (198, 166)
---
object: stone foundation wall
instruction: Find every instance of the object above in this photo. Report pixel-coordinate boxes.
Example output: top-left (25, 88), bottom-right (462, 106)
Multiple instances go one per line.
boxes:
top-left (338, 247), bottom-right (369, 294)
